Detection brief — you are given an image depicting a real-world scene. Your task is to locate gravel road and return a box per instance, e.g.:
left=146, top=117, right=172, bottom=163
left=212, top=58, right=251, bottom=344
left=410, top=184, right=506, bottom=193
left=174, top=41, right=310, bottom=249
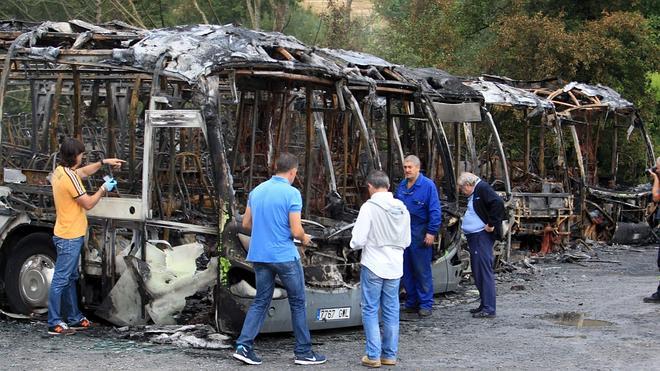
left=1, top=244, right=658, bottom=370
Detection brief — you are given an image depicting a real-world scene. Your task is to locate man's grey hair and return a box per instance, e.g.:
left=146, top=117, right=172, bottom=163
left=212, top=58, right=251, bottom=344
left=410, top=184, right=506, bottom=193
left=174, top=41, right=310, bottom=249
left=457, top=172, right=479, bottom=187
left=404, top=155, right=421, bottom=167
left=366, top=170, right=390, bottom=189
left=655, top=156, right=660, bottom=165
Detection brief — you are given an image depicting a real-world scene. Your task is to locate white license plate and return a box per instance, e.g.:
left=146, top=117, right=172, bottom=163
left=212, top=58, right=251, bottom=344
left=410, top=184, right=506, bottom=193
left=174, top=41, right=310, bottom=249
left=316, top=307, right=351, bottom=321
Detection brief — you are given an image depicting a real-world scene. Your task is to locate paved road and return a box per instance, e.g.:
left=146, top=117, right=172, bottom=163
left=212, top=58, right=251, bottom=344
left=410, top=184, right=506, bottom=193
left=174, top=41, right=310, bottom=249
left=1, top=245, right=658, bottom=370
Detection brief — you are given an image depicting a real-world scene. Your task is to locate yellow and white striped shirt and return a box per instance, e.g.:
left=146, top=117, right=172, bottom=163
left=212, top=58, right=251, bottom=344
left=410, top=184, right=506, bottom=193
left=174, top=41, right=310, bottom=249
left=52, top=165, right=87, bottom=238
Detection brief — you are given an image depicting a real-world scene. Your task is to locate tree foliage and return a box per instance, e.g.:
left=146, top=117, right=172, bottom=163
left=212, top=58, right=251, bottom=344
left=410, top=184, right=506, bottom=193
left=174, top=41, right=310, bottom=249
left=0, top=0, right=657, bottom=133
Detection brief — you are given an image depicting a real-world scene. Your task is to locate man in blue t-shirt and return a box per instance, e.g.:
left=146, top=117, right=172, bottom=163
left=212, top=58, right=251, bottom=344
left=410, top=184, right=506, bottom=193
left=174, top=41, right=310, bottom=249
left=232, top=153, right=326, bottom=366
left=395, top=155, right=442, bottom=317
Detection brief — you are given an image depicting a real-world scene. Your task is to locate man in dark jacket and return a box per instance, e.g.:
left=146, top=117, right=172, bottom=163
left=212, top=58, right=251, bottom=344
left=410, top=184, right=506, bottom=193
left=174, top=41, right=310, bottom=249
left=458, top=172, right=505, bottom=318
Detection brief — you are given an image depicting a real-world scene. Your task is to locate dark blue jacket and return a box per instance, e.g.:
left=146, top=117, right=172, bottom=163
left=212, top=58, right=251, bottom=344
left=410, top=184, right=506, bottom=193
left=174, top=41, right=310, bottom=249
left=395, top=174, right=442, bottom=243
left=472, top=180, right=506, bottom=240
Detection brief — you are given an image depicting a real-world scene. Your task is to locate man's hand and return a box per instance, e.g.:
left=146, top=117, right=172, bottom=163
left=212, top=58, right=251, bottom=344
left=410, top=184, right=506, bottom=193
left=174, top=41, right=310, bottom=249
left=302, top=234, right=312, bottom=246
left=102, top=178, right=117, bottom=192
left=485, top=224, right=495, bottom=233
left=423, top=233, right=435, bottom=246
left=103, top=158, right=126, bottom=170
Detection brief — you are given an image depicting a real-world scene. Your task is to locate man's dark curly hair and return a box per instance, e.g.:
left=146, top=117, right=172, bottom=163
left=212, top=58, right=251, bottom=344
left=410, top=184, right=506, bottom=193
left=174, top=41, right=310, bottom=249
left=58, top=138, right=85, bottom=167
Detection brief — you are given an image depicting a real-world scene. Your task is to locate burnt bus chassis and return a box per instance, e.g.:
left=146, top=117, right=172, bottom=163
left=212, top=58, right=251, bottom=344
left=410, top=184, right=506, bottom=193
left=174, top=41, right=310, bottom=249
left=0, top=21, right=652, bottom=333
left=0, top=21, right=470, bottom=333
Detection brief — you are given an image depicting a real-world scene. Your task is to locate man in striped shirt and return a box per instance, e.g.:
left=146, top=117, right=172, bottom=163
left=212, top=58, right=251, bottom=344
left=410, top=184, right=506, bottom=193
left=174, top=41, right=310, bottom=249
left=47, top=138, right=124, bottom=335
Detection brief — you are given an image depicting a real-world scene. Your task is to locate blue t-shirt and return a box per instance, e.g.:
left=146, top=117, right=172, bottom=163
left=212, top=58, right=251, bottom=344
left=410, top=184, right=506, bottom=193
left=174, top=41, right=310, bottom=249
left=246, top=176, right=303, bottom=263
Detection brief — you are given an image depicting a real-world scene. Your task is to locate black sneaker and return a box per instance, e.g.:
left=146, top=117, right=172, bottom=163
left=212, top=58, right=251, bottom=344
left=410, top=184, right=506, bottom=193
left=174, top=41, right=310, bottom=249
left=472, top=311, right=496, bottom=318
left=294, top=351, right=327, bottom=365
left=47, top=322, right=76, bottom=336
left=469, top=306, right=483, bottom=314
left=418, top=308, right=432, bottom=317
left=233, top=345, right=262, bottom=365
left=402, top=307, right=418, bottom=314
left=643, top=292, right=660, bottom=303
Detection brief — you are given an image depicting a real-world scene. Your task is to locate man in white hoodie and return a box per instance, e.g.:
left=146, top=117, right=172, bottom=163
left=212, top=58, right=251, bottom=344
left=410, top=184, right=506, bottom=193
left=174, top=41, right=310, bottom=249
left=350, top=170, right=411, bottom=368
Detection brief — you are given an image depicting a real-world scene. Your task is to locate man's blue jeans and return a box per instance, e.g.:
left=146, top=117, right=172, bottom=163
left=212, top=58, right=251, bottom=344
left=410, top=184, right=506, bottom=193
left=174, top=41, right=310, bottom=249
left=361, top=266, right=400, bottom=361
left=47, top=236, right=84, bottom=327
left=236, top=259, right=312, bottom=356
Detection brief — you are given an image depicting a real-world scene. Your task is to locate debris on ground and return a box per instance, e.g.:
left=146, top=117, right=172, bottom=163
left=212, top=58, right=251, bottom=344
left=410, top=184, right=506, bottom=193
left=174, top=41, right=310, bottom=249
left=115, top=324, right=232, bottom=349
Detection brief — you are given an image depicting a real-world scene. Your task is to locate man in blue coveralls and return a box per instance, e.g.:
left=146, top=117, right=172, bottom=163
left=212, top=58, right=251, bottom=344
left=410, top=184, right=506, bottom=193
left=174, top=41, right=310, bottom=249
left=395, top=155, right=441, bottom=317
left=457, top=172, right=505, bottom=318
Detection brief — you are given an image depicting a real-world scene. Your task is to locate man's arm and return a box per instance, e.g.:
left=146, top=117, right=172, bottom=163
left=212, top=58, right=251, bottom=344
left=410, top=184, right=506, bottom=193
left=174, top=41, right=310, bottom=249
left=75, top=186, right=107, bottom=210
left=483, top=185, right=505, bottom=233
left=424, top=183, right=442, bottom=246
left=652, top=172, right=660, bottom=203
left=242, top=206, right=253, bottom=232
left=289, top=211, right=311, bottom=245
left=349, top=205, right=371, bottom=250
left=76, top=158, right=125, bottom=179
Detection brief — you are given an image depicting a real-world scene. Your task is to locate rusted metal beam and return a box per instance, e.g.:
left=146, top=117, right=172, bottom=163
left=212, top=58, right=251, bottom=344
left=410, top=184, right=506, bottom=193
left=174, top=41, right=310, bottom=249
left=128, top=76, right=142, bottom=186
left=105, top=81, right=116, bottom=157
left=247, top=91, right=259, bottom=191
left=463, top=122, right=477, bottom=172
left=610, top=118, right=618, bottom=187
left=303, top=87, right=314, bottom=218
left=234, top=70, right=335, bottom=86
left=539, top=119, right=546, bottom=177
left=49, top=74, right=64, bottom=153
left=72, top=66, right=81, bottom=140
left=0, top=32, right=31, bottom=179
left=342, top=111, right=350, bottom=196
left=386, top=97, right=393, bottom=177
left=29, top=80, right=38, bottom=153
left=453, top=122, right=460, bottom=180
left=524, top=120, right=530, bottom=173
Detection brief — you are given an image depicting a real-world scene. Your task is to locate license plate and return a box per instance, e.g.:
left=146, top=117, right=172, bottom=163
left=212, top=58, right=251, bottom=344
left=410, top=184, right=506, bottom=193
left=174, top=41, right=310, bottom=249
left=316, top=307, right=351, bottom=321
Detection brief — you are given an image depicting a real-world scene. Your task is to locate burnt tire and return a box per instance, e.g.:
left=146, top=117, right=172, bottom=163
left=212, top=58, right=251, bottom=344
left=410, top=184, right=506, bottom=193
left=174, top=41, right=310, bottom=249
left=4, top=232, right=55, bottom=314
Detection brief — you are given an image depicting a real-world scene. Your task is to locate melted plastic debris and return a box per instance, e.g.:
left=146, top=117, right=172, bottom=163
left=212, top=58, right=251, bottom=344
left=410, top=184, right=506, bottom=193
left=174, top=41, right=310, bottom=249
left=116, top=324, right=232, bottom=349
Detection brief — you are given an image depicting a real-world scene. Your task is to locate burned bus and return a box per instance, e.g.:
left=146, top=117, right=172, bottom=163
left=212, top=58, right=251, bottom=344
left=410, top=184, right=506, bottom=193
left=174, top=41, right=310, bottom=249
left=0, top=21, right=469, bottom=334
left=465, top=77, right=573, bottom=256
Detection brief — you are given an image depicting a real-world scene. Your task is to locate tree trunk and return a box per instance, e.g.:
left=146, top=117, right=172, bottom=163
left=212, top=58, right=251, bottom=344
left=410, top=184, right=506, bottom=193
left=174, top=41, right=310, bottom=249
left=267, top=0, right=290, bottom=32
left=246, top=0, right=262, bottom=30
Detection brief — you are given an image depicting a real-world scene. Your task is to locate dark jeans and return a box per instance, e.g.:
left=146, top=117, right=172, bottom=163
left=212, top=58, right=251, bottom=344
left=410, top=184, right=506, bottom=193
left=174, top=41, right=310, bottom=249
left=466, top=230, right=496, bottom=314
left=235, top=259, right=312, bottom=356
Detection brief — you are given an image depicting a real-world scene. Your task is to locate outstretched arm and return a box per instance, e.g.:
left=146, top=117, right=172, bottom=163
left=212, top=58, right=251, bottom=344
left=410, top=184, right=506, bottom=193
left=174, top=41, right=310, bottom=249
left=76, top=158, right=125, bottom=179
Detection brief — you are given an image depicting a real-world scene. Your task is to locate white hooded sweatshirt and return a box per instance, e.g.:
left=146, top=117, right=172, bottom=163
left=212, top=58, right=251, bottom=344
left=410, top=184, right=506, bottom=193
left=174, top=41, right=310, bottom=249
left=350, top=191, right=411, bottom=279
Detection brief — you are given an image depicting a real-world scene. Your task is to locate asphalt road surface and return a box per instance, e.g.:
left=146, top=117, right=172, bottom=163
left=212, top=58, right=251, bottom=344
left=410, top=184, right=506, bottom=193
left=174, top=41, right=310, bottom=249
left=1, top=244, right=658, bottom=370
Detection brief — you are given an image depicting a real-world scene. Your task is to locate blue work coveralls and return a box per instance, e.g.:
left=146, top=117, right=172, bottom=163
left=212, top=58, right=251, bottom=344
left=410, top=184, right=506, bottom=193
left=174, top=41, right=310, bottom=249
left=395, top=173, right=442, bottom=310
